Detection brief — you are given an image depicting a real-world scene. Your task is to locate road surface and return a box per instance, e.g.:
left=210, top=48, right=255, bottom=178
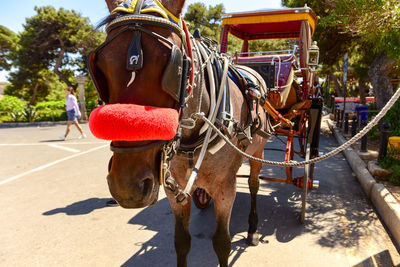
left=1, top=120, right=399, bottom=266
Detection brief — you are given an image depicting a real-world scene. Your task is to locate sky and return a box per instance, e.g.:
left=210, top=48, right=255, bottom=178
left=0, top=0, right=283, bottom=82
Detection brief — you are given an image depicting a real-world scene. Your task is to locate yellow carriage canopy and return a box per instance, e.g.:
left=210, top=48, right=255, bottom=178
left=220, top=6, right=317, bottom=53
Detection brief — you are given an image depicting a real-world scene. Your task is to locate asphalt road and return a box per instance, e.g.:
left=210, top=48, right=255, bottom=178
left=1, top=120, right=399, bottom=266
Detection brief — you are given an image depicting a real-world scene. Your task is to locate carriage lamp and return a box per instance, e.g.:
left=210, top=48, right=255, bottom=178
left=307, top=41, right=319, bottom=67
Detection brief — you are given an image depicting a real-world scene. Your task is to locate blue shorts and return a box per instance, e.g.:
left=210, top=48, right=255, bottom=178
left=67, top=109, right=79, bottom=121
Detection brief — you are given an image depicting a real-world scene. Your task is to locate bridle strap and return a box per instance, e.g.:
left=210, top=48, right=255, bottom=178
left=93, top=11, right=192, bottom=155
left=133, top=0, right=145, bottom=15
left=110, top=140, right=167, bottom=153
left=106, top=14, right=184, bottom=39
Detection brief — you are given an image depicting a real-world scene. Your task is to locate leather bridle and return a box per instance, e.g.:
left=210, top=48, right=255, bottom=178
left=88, top=0, right=193, bottom=154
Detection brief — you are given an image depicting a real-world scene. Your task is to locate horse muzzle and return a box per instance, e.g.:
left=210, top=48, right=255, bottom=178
left=107, top=172, right=160, bottom=208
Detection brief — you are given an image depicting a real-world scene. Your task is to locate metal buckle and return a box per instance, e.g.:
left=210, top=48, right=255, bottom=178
left=221, top=111, right=234, bottom=121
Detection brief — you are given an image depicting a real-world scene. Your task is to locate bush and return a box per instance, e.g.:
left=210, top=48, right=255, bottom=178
left=380, top=147, right=400, bottom=185
left=0, top=95, right=26, bottom=112
left=0, top=96, right=27, bottom=122
left=385, top=98, right=400, bottom=136
left=34, top=100, right=67, bottom=121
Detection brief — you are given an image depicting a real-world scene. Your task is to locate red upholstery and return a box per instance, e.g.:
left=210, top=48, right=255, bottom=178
left=236, top=54, right=292, bottom=63
left=236, top=55, right=295, bottom=88
left=89, top=104, right=179, bottom=141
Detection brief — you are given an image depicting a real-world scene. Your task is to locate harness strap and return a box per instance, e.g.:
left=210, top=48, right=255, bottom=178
left=181, top=56, right=230, bottom=197
left=110, top=140, right=167, bottom=153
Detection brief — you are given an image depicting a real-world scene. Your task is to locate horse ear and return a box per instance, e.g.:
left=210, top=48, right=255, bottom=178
left=160, top=0, right=186, bottom=18
left=105, top=0, right=124, bottom=12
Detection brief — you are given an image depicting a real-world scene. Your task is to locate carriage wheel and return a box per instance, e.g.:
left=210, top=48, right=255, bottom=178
left=300, top=144, right=312, bottom=224
left=192, top=188, right=211, bottom=209
left=300, top=99, right=322, bottom=223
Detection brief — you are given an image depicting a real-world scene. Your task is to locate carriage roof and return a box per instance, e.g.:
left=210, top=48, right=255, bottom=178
left=221, top=7, right=317, bottom=40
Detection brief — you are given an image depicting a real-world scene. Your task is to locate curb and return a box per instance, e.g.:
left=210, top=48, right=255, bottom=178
left=0, top=121, right=88, bottom=128
left=327, top=118, right=400, bottom=247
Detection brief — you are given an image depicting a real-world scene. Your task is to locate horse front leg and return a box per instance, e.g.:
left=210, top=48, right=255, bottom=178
left=166, top=191, right=191, bottom=267
left=211, top=176, right=236, bottom=267
left=247, top=149, right=263, bottom=246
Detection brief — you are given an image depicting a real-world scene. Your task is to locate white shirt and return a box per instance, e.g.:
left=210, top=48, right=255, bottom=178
left=65, top=94, right=81, bottom=115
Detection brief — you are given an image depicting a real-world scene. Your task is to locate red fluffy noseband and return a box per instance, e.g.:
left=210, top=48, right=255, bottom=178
left=89, top=104, right=179, bottom=141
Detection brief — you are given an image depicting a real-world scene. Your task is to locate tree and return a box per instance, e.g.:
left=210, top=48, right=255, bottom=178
left=282, top=0, right=399, bottom=109
left=0, top=26, right=18, bottom=71
left=7, top=6, right=105, bottom=104
left=183, top=3, right=224, bottom=41
left=5, top=69, right=63, bottom=105
left=343, top=0, right=399, bottom=110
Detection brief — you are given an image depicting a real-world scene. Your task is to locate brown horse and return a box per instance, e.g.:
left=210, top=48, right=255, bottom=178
left=90, top=0, right=269, bottom=266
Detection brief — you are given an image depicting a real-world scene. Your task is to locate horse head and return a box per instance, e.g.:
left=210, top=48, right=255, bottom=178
left=88, top=0, right=188, bottom=208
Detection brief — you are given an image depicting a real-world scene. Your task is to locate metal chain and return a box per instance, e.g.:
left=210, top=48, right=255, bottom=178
left=193, top=87, right=400, bottom=167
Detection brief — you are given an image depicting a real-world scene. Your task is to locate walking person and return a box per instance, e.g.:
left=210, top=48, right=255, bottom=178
left=59, top=87, right=86, bottom=140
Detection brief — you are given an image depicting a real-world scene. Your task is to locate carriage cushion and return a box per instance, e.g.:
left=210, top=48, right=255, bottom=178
left=89, top=104, right=179, bottom=141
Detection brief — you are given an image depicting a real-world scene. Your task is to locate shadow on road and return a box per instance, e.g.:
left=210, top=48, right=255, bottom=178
left=39, top=139, right=64, bottom=143
left=119, top=132, right=378, bottom=266
left=120, top=180, right=376, bottom=266
left=42, top=197, right=112, bottom=216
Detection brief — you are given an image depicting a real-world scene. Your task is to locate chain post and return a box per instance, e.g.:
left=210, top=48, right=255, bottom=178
left=360, top=120, right=368, bottom=153
left=344, top=113, right=349, bottom=134
left=351, top=115, right=357, bottom=137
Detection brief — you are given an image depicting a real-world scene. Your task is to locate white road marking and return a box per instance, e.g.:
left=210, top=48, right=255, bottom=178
left=0, top=144, right=108, bottom=186
left=48, top=144, right=80, bottom=153
left=0, top=142, right=108, bottom=146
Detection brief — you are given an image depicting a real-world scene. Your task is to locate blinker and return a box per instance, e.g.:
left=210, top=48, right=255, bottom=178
left=127, top=31, right=143, bottom=70
left=162, top=45, right=183, bottom=102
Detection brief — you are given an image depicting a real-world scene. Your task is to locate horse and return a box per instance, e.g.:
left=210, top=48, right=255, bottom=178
left=88, top=0, right=269, bottom=266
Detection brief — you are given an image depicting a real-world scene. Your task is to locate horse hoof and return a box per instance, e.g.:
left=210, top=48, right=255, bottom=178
left=246, top=233, right=259, bottom=246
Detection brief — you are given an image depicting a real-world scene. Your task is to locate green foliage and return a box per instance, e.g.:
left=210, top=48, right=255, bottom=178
left=7, top=6, right=105, bottom=104
left=184, top=3, right=224, bottom=41
left=336, top=0, right=400, bottom=61
left=380, top=147, right=400, bottom=185
left=225, top=34, right=244, bottom=54
left=0, top=95, right=26, bottom=122
left=86, top=98, right=98, bottom=114
left=249, top=39, right=291, bottom=53
left=282, top=0, right=354, bottom=66
left=0, top=26, right=19, bottom=71
left=34, top=100, right=66, bottom=121
left=17, top=6, right=105, bottom=73
left=385, top=96, right=400, bottom=137
left=5, top=69, right=65, bottom=105
left=84, top=81, right=99, bottom=105
left=0, top=95, right=26, bottom=112
left=45, top=79, right=67, bottom=102
left=34, top=100, right=65, bottom=111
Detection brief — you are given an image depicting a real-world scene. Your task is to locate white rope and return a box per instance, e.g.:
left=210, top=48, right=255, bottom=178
left=194, top=87, right=400, bottom=167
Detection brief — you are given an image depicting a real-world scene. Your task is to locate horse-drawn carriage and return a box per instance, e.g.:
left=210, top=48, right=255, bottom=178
left=88, top=1, right=324, bottom=265
left=193, top=6, right=323, bottom=223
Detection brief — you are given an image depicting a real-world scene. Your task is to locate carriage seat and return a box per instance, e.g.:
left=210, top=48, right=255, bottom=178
left=235, top=54, right=296, bottom=108
left=235, top=54, right=293, bottom=64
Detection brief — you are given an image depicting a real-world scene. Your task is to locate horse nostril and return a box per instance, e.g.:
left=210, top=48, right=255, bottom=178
left=139, top=177, right=153, bottom=198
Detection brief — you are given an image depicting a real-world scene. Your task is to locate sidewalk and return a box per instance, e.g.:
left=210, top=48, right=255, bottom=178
left=327, top=118, right=400, bottom=248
